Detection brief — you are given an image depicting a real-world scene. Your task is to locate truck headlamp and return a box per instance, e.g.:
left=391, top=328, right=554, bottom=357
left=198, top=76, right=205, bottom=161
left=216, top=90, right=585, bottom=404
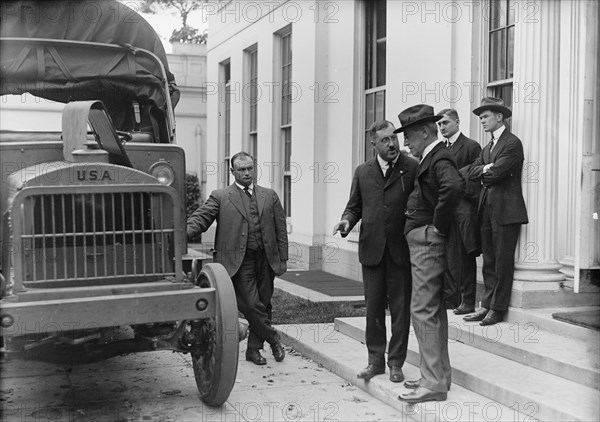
left=149, top=160, right=175, bottom=185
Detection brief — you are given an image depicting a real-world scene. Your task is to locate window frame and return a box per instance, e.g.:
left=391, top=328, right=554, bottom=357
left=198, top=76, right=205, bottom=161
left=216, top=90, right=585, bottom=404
left=486, top=0, right=515, bottom=109
left=244, top=45, right=258, bottom=161
left=219, top=59, right=232, bottom=187
left=363, top=0, right=387, bottom=162
left=279, top=27, right=293, bottom=217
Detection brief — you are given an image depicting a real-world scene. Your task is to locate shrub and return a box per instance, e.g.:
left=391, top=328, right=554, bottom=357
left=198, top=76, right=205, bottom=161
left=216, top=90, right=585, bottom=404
left=186, top=173, right=202, bottom=243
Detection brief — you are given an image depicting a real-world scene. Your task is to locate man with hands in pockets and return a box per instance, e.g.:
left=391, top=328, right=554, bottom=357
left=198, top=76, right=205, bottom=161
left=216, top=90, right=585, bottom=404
left=396, top=104, right=465, bottom=404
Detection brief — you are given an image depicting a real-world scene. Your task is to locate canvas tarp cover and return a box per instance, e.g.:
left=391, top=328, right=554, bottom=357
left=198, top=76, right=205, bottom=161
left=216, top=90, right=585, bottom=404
left=0, top=1, right=179, bottom=137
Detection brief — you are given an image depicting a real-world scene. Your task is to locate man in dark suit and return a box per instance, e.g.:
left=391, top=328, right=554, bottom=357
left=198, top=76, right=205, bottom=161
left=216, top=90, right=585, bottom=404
left=187, top=151, right=288, bottom=365
left=464, top=97, right=528, bottom=326
left=437, top=108, right=482, bottom=314
left=333, top=120, right=418, bottom=383
left=396, top=104, right=465, bottom=404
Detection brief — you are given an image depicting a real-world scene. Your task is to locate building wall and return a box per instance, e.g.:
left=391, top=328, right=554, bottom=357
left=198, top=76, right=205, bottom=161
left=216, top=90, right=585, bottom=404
left=168, top=43, right=208, bottom=195
left=206, top=0, right=599, bottom=290
left=0, top=95, right=64, bottom=131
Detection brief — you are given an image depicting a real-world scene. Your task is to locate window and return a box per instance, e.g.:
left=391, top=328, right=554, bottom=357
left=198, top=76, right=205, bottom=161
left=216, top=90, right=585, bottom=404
left=280, top=29, right=292, bottom=217
left=222, top=61, right=231, bottom=185
left=364, top=0, right=386, bottom=160
left=247, top=46, right=258, bottom=161
left=487, top=0, right=515, bottom=108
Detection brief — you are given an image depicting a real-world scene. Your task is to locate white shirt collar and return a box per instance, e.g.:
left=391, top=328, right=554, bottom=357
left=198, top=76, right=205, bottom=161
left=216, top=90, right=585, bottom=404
left=235, top=182, right=254, bottom=193
left=491, top=125, right=505, bottom=141
left=376, top=154, right=399, bottom=174
left=420, top=140, right=443, bottom=163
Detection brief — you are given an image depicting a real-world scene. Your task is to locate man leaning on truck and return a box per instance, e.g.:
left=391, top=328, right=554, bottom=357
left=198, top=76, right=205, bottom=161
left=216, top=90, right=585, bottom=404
left=187, top=151, right=289, bottom=365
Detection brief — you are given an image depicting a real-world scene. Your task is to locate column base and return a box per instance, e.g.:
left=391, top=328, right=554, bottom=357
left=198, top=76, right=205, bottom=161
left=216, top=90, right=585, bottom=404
left=507, top=280, right=599, bottom=309
left=513, top=262, right=566, bottom=282
left=558, top=257, right=576, bottom=280
left=474, top=261, right=598, bottom=309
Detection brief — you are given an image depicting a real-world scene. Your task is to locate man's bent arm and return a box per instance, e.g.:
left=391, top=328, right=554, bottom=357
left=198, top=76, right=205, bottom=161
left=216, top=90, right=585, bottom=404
left=186, top=192, right=220, bottom=239
left=482, top=139, right=524, bottom=185
left=340, top=168, right=363, bottom=230
left=433, top=159, right=466, bottom=234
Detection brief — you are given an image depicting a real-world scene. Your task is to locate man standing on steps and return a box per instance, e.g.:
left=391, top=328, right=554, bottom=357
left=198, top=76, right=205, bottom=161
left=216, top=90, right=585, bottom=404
left=333, top=119, right=418, bottom=384
left=436, top=108, right=482, bottom=314
left=187, top=151, right=288, bottom=365
left=397, top=104, right=465, bottom=404
left=463, top=97, right=528, bottom=326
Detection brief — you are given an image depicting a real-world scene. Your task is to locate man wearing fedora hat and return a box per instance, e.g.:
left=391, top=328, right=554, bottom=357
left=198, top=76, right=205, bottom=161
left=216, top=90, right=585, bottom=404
left=463, top=97, right=528, bottom=326
left=333, top=119, right=418, bottom=384
left=396, top=104, right=465, bottom=404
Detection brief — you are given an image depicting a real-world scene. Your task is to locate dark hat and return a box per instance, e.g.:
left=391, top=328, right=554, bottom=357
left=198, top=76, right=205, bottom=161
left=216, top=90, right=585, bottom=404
left=393, top=104, right=443, bottom=133
left=472, top=97, right=512, bottom=118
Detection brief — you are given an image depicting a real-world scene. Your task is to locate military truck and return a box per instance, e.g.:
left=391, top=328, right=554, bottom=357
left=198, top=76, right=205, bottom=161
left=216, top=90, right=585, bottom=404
left=0, top=0, right=240, bottom=406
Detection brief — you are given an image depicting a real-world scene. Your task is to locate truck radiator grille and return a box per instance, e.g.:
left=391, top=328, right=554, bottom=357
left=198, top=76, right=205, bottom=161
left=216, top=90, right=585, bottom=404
left=11, top=186, right=182, bottom=287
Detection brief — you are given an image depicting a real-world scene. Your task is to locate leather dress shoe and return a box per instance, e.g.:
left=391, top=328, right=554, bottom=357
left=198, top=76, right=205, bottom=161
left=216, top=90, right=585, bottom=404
left=389, top=366, right=404, bottom=383
left=480, top=310, right=503, bottom=326
left=404, top=379, right=421, bottom=389
left=463, top=307, right=489, bottom=322
left=404, top=378, right=451, bottom=391
left=245, top=349, right=267, bottom=365
left=357, top=364, right=385, bottom=381
left=271, top=342, right=285, bottom=362
left=453, top=304, right=475, bottom=315
left=398, top=386, right=447, bottom=404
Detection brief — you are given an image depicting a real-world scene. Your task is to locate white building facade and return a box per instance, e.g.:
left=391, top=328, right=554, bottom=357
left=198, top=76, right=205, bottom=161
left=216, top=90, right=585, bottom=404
left=204, top=0, right=599, bottom=307
left=167, top=43, right=208, bottom=188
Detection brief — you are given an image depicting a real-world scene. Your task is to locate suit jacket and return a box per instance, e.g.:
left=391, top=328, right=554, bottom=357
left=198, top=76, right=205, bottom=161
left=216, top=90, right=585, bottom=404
left=341, top=153, right=418, bottom=267
left=404, top=142, right=466, bottom=235
left=187, top=184, right=288, bottom=276
left=449, top=133, right=482, bottom=254
left=450, top=133, right=482, bottom=175
left=466, top=129, right=529, bottom=225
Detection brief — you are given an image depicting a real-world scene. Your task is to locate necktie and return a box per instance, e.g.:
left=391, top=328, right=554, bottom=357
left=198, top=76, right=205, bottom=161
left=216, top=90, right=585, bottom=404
left=490, top=136, right=495, bottom=151
left=384, top=161, right=393, bottom=180
left=445, top=138, right=450, bottom=148
left=243, top=187, right=252, bottom=198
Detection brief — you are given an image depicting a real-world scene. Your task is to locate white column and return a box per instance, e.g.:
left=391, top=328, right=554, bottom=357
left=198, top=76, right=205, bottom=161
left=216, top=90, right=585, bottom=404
left=573, top=0, right=600, bottom=292
left=556, top=0, right=588, bottom=282
left=511, top=0, right=565, bottom=283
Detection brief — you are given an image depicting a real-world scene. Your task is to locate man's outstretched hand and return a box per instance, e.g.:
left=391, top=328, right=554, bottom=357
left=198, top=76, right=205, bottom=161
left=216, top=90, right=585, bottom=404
left=332, top=220, right=350, bottom=237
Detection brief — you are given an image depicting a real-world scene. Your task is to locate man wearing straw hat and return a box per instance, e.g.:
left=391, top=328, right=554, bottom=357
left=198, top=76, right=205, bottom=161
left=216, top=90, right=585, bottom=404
left=463, top=97, right=528, bottom=326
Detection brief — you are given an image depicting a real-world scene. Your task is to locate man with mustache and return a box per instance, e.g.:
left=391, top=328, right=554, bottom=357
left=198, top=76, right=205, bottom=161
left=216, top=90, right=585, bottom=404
left=333, top=120, right=418, bottom=383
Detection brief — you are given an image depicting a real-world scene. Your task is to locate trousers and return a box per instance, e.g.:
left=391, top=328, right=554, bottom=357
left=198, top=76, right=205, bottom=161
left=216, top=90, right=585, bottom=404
left=406, top=225, right=451, bottom=392
left=231, top=248, right=279, bottom=349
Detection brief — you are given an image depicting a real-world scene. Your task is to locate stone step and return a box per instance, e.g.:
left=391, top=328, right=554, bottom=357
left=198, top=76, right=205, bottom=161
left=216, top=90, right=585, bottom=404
left=275, top=323, right=532, bottom=422
left=505, top=306, right=599, bottom=341
left=335, top=316, right=600, bottom=422
left=336, top=312, right=600, bottom=389
left=444, top=312, right=600, bottom=389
